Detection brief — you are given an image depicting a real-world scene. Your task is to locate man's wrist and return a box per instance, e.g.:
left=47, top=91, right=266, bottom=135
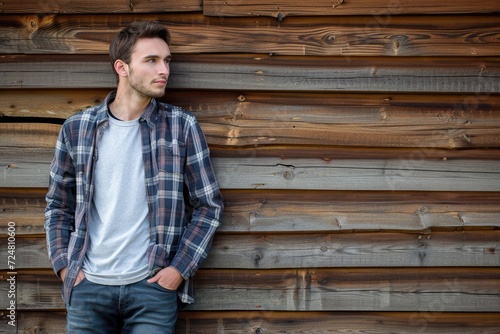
left=58, top=267, right=67, bottom=281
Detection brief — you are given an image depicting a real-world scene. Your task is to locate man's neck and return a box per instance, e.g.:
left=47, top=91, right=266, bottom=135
left=108, top=88, right=151, bottom=121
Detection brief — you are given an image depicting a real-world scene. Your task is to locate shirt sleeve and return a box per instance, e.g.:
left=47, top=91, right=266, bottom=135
left=169, top=118, right=224, bottom=279
left=44, top=124, right=76, bottom=276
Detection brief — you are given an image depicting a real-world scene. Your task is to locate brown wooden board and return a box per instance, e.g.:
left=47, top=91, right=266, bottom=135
left=2, top=231, right=499, bottom=270
left=6, top=310, right=500, bottom=334
left=3, top=90, right=500, bottom=148
left=1, top=55, right=499, bottom=93
left=204, top=0, right=500, bottom=17
left=3, top=125, right=500, bottom=161
left=1, top=14, right=499, bottom=56
left=2, top=90, right=500, bottom=123
left=4, top=188, right=500, bottom=232
left=1, top=268, right=499, bottom=311
left=2, top=189, right=500, bottom=235
left=0, top=0, right=202, bottom=14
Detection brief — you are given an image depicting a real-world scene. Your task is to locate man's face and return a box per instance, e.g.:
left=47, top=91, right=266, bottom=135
left=126, top=37, right=172, bottom=99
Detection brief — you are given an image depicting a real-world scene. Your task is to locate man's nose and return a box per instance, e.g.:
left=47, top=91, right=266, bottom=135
left=159, top=62, right=169, bottom=76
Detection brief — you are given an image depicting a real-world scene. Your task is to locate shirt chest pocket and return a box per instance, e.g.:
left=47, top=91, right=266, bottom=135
left=157, top=139, right=186, bottom=175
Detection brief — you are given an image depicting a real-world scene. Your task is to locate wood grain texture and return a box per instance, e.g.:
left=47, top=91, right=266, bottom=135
left=1, top=55, right=499, bottom=93
left=2, top=231, right=499, bottom=270
left=3, top=189, right=499, bottom=235
left=3, top=145, right=500, bottom=191
left=0, top=0, right=202, bottom=14
left=3, top=90, right=500, bottom=148
left=204, top=0, right=500, bottom=17
left=220, top=190, right=500, bottom=233
left=1, top=268, right=499, bottom=311
left=0, top=124, right=60, bottom=148
left=212, top=157, right=500, bottom=191
left=3, top=90, right=500, bottom=123
left=1, top=14, right=499, bottom=56
left=8, top=310, right=500, bottom=334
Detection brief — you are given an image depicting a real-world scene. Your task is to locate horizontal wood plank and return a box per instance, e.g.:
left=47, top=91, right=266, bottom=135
left=2, top=145, right=500, bottom=191
left=220, top=190, right=500, bottom=232
left=1, top=55, right=499, bottom=93
left=3, top=123, right=500, bottom=160
left=3, top=90, right=500, bottom=148
left=212, top=157, right=500, bottom=191
left=1, top=14, right=500, bottom=56
left=2, top=231, right=499, bottom=270
left=0, top=124, right=60, bottom=149
left=0, top=0, right=202, bottom=14
left=202, top=231, right=500, bottom=268
left=2, top=89, right=500, bottom=121
left=6, top=310, right=500, bottom=334
left=3, top=189, right=500, bottom=235
left=1, top=268, right=499, bottom=311
left=204, top=0, right=500, bottom=17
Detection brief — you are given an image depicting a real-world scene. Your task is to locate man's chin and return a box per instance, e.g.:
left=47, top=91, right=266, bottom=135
left=149, top=89, right=166, bottom=99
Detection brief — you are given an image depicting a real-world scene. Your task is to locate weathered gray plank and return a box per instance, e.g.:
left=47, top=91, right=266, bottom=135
left=2, top=231, right=499, bottom=270
left=1, top=268, right=499, bottom=311
left=2, top=146, right=500, bottom=191
left=1, top=55, right=499, bottom=93
left=206, top=232, right=500, bottom=268
left=4, top=202, right=500, bottom=235
left=213, top=157, right=500, bottom=191
left=2, top=147, right=500, bottom=191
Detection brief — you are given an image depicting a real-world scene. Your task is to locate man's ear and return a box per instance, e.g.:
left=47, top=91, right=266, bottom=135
left=114, top=59, right=128, bottom=78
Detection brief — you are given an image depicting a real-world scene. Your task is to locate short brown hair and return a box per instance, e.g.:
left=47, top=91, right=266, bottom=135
left=109, top=21, right=171, bottom=78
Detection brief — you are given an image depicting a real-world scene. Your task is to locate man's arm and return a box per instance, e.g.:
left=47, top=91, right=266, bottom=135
left=169, top=119, right=224, bottom=280
left=44, top=125, right=77, bottom=277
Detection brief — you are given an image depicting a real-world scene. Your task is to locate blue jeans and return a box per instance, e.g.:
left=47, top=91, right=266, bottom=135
left=66, top=277, right=178, bottom=334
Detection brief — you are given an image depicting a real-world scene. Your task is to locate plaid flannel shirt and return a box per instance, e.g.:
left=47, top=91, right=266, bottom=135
left=44, top=92, right=223, bottom=304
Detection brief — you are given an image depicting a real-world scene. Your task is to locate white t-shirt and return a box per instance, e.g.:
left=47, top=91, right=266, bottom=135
left=83, top=114, right=150, bottom=285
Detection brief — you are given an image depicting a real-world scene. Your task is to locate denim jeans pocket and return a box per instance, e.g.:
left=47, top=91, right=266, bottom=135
left=152, top=281, right=177, bottom=293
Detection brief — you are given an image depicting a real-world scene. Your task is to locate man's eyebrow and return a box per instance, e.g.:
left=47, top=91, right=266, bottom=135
left=144, top=54, right=172, bottom=60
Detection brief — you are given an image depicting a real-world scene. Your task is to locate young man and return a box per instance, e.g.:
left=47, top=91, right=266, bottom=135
left=44, top=21, right=224, bottom=333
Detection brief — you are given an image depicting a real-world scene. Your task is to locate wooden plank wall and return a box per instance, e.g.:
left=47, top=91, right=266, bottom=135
left=1, top=0, right=500, bottom=332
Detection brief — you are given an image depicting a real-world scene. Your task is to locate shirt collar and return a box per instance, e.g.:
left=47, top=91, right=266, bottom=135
left=101, top=91, right=158, bottom=128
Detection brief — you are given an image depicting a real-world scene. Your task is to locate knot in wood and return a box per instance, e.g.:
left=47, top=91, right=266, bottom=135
left=322, top=34, right=337, bottom=45
left=232, top=110, right=243, bottom=120
left=23, top=16, right=39, bottom=31
left=254, top=252, right=263, bottom=265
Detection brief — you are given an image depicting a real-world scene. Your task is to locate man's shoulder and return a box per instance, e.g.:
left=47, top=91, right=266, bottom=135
left=64, top=100, right=107, bottom=126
